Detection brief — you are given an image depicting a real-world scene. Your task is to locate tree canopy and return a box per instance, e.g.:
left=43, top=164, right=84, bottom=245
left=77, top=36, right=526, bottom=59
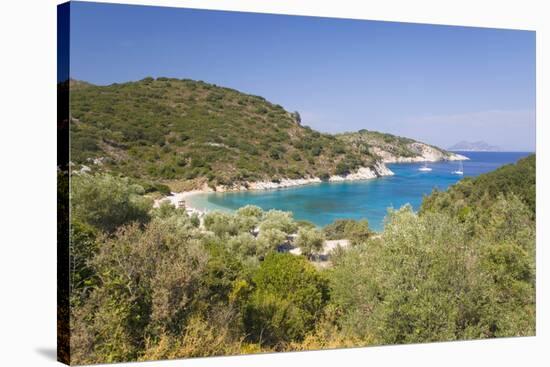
left=67, top=154, right=535, bottom=364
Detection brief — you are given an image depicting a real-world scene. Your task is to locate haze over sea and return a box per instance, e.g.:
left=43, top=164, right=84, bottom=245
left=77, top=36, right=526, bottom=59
left=187, top=152, right=531, bottom=231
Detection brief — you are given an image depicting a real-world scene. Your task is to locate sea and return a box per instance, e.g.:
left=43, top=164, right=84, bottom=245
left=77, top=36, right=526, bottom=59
left=186, top=152, right=533, bottom=231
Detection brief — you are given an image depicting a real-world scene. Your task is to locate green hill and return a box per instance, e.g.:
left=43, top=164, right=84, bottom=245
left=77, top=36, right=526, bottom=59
left=339, top=129, right=461, bottom=163
left=69, top=77, right=458, bottom=191
left=421, top=154, right=536, bottom=216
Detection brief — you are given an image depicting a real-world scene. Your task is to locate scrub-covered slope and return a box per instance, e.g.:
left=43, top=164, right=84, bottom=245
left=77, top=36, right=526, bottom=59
left=70, top=77, right=463, bottom=191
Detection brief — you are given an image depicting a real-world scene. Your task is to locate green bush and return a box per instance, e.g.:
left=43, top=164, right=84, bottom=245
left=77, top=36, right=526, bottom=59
left=318, top=172, right=330, bottom=181
left=421, top=154, right=535, bottom=217
left=329, top=199, right=535, bottom=344
left=204, top=211, right=240, bottom=237
left=259, top=210, right=298, bottom=234
left=139, top=181, right=171, bottom=196
left=335, top=161, right=350, bottom=176
left=71, top=174, right=152, bottom=233
left=71, top=218, right=209, bottom=364
left=244, top=253, right=329, bottom=347
left=257, top=228, right=287, bottom=256
left=324, top=219, right=371, bottom=244
left=70, top=219, right=98, bottom=302
left=295, top=227, right=325, bottom=258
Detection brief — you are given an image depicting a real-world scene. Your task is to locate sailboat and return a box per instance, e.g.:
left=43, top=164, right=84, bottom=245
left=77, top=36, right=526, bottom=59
left=452, top=160, right=464, bottom=175
left=418, top=162, right=432, bottom=172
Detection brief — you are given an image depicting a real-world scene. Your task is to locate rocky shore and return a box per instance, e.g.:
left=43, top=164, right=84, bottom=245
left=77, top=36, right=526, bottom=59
left=154, top=162, right=395, bottom=211
left=155, top=151, right=467, bottom=212
left=371, top=143, right=469, bottom=163
left=215, top=161, right=395, bottom=192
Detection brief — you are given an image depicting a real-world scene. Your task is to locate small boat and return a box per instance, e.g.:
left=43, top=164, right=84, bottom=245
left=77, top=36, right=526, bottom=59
left=419, top=162, right=432, bottom=172
left=452, top=161, right=464, bottom=175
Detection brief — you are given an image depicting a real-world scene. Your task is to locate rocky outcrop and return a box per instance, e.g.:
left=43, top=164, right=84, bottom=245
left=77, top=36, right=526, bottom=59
left=248, top=177, right=322, bottom=190
left=213, top=162, right=394, bottom=192
left=328, top=161, right=394, bottom=182
left=371, top=143, right=469, bottom=163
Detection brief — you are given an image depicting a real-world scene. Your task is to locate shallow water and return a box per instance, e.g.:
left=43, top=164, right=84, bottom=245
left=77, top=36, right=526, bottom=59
left=187, top=152, right=532, bottom=231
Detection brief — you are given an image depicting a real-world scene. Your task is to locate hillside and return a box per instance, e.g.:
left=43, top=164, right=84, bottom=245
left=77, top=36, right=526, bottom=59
left=339, top=130, right=467, bottom=163
left=421, top=154, right=536, bottom=216
left=70, top=77, right=463, bottom=192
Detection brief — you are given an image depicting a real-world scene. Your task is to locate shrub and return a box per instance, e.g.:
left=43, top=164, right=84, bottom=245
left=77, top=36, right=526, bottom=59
left=140, top=316, right=242, bottom=360
left=335, top=161, right=350, bottom=176
left=318, top=172, right=330, bottom=181
left=190, top=213, right=200, bottom=228
left=236, top=205, right=264, bottom=219
left=71, top=174, right=152, bottom=233
left=235, top=205, right=264, bottom=233
left=244, top=253, right=328, bottom=347
left=204, top=211, right=240, bottom=237
left=310, top=145, right=322, bottom=156
left=75, top=136, right=99, bottom=152
left=257, top=228, right=287, bottom=255
left=71, top=219, right=208, bottom=364
left=259, top=210, right=298, bottom=234
left=159, top=164, right=176, bottom=179
left=139, top=181, right=171, bottom=195
left=295, top=227, right=325, bottom=259
left=70, top=219, right=98, bottom=302
left=295, top=220, right=316, bottom=230
left=329, top=202, right=535, bottom=343
left=228, top=233, right=258, bottom=258
left=324, top=219, right=371, bottom=245
left=291, top=111, right=301, bottom=124
left=269, top=147, right=284, bottom=160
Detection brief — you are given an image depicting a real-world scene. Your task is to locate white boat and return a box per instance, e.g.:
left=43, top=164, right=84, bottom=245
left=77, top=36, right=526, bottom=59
left=452, top=161, right=464, bottom=175
left=419, top=162, right=432, bottom=172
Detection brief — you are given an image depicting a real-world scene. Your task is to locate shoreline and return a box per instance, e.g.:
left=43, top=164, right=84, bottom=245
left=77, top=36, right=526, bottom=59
left=155, top=153, right=469, bottom=214
left=372, top=146, right=469, bottom=164
left=155, top=163, right=394, bottom=213
left=153, top=190, right=209, bottom=217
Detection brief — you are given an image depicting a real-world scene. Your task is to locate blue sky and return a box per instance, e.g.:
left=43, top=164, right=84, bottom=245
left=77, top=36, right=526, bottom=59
left=69, top=1, right=536, bottom=151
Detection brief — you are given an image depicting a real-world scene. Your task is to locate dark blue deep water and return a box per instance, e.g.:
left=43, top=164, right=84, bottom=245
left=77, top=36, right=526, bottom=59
left=188, top=152, right=532, bottom=231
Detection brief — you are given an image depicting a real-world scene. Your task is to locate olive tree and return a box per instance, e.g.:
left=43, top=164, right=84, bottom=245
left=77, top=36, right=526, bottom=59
left=71, top=173, right=152, bottom=233
left=259, top=210, right=298, bottom=234
left=295, top=227, right=325, bottom=259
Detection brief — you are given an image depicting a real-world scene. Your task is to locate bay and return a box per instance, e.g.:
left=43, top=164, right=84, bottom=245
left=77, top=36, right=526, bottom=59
left=187, top=152, right=532, bottom=231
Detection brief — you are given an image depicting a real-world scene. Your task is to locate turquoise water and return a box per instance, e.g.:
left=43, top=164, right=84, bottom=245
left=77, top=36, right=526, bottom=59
left=187, top=152, right=532, bottom=231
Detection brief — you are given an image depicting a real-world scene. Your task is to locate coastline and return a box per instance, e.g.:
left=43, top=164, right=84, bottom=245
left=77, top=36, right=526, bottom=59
left=237, top=161, right=395, bottom=192
left=155, top=152, right=468, bottom=214
left=371, top=145, right=469, bottom=163
left=153, top=190, right=208, bottom=217
left=155, top=162, right=394, bottom=213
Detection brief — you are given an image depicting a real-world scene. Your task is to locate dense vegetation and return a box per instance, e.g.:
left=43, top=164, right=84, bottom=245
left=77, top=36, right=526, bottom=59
left=70, top=77, right=370, bottom=189
left=69, top=77, right=453, bottom=191
left=68, top=154, right=535, bottom=364
left=338, top=130, right=418, bottom=158
left=338, top=129, right=454, bottom=160
left=421, top=154, right=536, bottom=216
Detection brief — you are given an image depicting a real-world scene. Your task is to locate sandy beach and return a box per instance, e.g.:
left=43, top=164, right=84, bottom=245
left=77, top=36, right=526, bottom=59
left=153, top=190, right=207, bottom=217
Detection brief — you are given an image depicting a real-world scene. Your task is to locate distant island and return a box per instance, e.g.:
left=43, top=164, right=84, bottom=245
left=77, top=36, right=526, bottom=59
left=448, top=140, right=501, bottom=152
